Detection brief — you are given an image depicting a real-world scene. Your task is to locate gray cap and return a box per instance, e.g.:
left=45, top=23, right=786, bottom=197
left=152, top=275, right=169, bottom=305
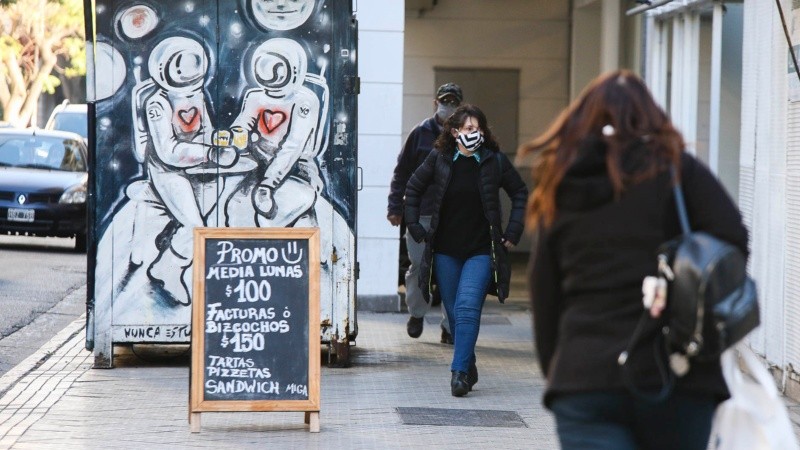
left=436, top=83, right=463, bottom=103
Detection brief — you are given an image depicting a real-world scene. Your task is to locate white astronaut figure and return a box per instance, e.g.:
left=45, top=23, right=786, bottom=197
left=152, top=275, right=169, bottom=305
left=135, top=36, right=237, bottom=305
left=228, top=38, right=322, bottom=225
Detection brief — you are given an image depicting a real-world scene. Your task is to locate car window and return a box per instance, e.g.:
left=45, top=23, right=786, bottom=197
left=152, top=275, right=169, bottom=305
left=52, top=112, right=88, bottom=139
left=0, top=136, right=86, bottom=172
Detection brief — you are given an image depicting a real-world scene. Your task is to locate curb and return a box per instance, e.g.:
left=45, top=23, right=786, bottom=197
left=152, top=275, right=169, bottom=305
left=0, top=314, right=86, bottom=398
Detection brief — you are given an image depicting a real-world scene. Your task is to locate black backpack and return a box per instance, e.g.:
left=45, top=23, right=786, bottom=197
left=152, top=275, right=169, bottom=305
left=660, top=166, right=760, bottom=362
left=620, top=166, right=760, bottom=400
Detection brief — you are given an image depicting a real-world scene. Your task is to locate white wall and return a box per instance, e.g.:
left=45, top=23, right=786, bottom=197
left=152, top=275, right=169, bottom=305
left=696, top=17, right=712, bottom=164
left=718, top=4, right=743, bottom=201
left=403, top=1, right=569, bottom=145
left=355, top=0, right=405, bottom=311
left=740, top=0, right=789, bottom=381
left=571, top=1, right=603, bottom=99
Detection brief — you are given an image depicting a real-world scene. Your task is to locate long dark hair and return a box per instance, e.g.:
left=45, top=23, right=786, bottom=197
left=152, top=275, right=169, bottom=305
left=520, top=70, right=685, bottom=229
left=434, top=104, right=500, bottom=154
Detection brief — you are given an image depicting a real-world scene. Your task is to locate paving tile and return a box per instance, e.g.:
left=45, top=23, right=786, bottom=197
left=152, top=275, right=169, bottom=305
left=1, top=300, right=799, bottom=449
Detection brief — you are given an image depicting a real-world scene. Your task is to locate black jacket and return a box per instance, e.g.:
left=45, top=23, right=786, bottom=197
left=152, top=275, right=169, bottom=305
left=388, top=117, right=441, bottom=217
left=405, top=146, right=528, bottom=303
left=529, top=143, right=749, bottom=407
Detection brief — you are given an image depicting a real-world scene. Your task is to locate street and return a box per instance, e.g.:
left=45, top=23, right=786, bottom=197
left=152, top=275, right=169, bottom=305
left=0, top=235, right=86, bottom=376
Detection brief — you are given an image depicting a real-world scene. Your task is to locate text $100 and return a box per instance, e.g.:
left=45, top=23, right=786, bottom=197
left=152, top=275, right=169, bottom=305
left=226, top=279, right=271, bottom=302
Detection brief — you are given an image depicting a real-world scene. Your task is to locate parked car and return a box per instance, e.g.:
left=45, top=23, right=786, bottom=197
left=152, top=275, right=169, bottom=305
left=0, top=129, right=88, bottom=251
left=45, top=101, right=88, bottom=141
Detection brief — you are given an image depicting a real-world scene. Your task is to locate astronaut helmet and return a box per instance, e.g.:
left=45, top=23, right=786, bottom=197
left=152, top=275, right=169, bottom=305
left=147, top=36, right=208, bottom=93
left=251, top=38, right=307, bottom=98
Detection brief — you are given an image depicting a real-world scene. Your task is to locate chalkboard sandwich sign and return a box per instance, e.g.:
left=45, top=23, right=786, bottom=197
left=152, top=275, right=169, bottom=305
left=189, top=227, right=320, bottom=433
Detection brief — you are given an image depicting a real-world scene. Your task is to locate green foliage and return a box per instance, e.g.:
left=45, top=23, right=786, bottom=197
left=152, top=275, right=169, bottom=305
left=0, top=0, right=85, bottom=125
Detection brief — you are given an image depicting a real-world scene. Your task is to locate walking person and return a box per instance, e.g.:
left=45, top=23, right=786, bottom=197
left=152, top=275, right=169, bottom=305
left=388, top=83, right=463, bottom=343
left=405, top=104, right=527, bottom=397
left=524, top=71, right=749, bottom=449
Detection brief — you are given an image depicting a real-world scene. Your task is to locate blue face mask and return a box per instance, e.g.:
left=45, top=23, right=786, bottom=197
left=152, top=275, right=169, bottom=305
left=457, top=130, right=484, bottom=152
left=436, top=103, right=457, bottom=122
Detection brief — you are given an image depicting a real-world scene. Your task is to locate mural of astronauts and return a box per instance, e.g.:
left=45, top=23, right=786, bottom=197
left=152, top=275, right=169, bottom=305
left=89, top=0, right=356, bottom=355
left=224, top=38, right=322, bottom=228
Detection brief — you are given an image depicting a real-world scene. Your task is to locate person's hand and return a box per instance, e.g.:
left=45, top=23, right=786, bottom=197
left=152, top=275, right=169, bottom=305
left=642, top=276, right=667, bottom=318
left=501, top=238, right=515, bottom=250
left=387, top=214, right=402, bottom=226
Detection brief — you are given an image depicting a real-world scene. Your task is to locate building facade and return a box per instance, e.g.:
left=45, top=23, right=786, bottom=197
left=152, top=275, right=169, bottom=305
left=356, top=0, right=574, bottom=310
left=356, top=1, right=800, bottom=402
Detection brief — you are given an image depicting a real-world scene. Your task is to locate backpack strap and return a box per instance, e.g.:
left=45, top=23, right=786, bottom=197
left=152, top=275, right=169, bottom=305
left=617, top=165, right=686, bottom=403
left=618, top=313, right=675, bottom=403
left=670, top=165, right=692, bottom=235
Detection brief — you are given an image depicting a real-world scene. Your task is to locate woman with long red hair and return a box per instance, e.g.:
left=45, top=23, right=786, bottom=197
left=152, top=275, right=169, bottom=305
left=524, top=70, right=748, bottom=449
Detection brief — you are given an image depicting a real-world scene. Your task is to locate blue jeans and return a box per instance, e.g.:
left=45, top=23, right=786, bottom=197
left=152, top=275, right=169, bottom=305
left=433, top=253, right=491, bottom=373
left=550, top=391, right=717, bottom=450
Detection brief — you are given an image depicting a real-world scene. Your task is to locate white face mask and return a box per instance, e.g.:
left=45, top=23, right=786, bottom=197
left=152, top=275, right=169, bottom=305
left=457, top=130, right=484, bottom=152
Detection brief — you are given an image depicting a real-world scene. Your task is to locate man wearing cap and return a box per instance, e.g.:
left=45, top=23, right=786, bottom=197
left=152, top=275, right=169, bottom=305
left=388, top=82, right=463, bottom=343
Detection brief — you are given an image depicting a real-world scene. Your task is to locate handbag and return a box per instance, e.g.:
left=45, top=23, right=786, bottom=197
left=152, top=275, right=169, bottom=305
left=709, top=344, right=800, bottom=450
left=620, top=165, right=761, bottom=400
left=659, top=166, right=760, bottom=367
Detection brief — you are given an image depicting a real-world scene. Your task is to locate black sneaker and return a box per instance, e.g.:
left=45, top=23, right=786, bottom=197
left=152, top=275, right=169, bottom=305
left=406, top=316, right=424, bottom=338
left=440, top=327, right=453, bottom=345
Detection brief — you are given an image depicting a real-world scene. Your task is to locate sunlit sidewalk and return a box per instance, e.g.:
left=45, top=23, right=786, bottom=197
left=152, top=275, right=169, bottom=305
left=0, top=293, right=558, bottom=449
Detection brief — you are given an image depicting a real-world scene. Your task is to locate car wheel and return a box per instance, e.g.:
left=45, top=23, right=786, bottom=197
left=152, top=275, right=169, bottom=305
left=74, top=233, right=87, bottom=253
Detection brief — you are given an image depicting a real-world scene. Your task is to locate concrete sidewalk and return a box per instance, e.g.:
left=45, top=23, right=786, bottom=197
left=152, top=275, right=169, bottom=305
left=0, top=284, right=558, bottom=449
left=2, top=271, right=800, bottom=449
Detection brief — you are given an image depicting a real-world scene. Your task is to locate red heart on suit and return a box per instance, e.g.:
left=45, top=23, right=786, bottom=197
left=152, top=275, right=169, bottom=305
left=261, top=110, right=287, bottom=133
left=178, top=107, right=198, bottom=125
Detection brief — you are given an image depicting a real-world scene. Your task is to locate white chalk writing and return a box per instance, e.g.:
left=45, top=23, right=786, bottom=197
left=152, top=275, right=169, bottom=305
left=205, top=379, right=280, bottom=395
left=206, top=367, right=271, bottom=378
left=285, top=383, right=308, bottom=396
left=203, top=239, right=308, bottom=400
left=206, top=303, right=276, bottom=321
left=208, top=355, right=255, bottom=368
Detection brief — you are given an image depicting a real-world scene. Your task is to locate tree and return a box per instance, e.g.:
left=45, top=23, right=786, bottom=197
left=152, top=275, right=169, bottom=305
left=0, top=0, right=85, bottom=126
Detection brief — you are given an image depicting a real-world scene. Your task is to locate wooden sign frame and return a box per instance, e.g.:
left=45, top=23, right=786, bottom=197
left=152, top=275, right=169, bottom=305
left=189, top=227, right=321, bottom=432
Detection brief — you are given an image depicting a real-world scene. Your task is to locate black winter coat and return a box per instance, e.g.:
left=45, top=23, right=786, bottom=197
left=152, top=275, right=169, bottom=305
left=388, top=117, right=441, bottom=217
left=529, top=143, right=748, bottom=407
left=405, top=146, right=528, bottom=303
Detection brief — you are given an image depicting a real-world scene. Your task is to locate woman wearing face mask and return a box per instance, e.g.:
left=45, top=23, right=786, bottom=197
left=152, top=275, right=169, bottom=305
left=405, top=104, right=528, bottom=396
